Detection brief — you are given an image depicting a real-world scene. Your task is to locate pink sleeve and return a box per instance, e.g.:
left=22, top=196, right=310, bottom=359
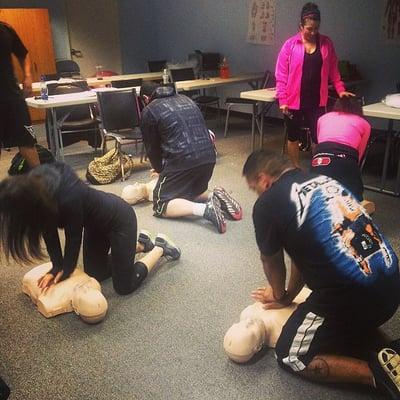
left=358, top=119, right=371, bottom=162
left=328, top=40, right=345, bottom=95
left=275, top=40, right=291, bottom=107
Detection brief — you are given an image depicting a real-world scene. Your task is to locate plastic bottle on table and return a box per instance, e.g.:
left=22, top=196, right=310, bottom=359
left=219, top=57, right=230, bottom=79
left=162, top=68, right=169, bottom=84
left=40, top=75, right=48, bottom=100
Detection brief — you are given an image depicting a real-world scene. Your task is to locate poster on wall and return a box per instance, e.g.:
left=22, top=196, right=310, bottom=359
left=382, top=0, right=400, bottom=44
left=247, top=0, right=276, bottom=45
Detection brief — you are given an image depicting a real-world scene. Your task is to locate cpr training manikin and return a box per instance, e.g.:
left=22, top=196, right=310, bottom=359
left=121, top=179, right=157, bottom=205
left=22, top=263, right=108, bottom=324
left=224, top=287, right=312, bottom=363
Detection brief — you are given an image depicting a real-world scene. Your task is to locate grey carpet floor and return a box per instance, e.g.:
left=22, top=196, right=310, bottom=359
left=0, top=115, right=398, bottom=399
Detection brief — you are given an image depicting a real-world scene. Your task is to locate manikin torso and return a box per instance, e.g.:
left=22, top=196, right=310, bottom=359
left=22, top=263, right=108, bottom=323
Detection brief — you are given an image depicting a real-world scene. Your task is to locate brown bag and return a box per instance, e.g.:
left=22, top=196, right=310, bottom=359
left=86, top=148, right=134, bottom=185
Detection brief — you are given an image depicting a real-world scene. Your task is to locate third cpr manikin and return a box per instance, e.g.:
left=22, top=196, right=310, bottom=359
left=224, top=288, right=311, bottom=363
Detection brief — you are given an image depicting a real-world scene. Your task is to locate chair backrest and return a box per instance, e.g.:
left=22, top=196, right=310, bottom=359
left=201, top=52, right=221, bottom=72
left=148, top=60, right=167, bottom=72
left=111, top=78, right=143, bottom=88
left=42, top=73, right=60, bottom=81
left=47, top=81, right=92, bottom=121
left=169, top=67, right=196, bottom=82
left=261, top=70, right=274, bottom=89
left=96, top=89, right=140, bottom=131
left=55, top=59, right=81, bottom=77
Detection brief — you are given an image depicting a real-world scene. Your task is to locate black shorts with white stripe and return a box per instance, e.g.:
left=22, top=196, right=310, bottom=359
left=275, top=292, right=398, bottom=372
left=152, top=163, right=215, bottom=217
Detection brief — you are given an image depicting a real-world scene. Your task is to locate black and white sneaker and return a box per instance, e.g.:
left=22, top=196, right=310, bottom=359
left=213, top=187, right=242, bottom=220
left=138, top=230, right=155, bottom=252
left=370, top=348, right=400, bottom=399
left=204, top=196, right=226, bottom=233
left=154, top=234, right=181, bottom=260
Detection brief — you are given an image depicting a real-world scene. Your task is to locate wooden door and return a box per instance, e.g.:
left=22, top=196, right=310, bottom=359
left=0, top=8, right=56, bottom=122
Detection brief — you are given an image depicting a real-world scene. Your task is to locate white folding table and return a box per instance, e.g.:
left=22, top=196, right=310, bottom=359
left=240, top=88, right=276, bottom=150
left=362, top=102, right=400, bottom=196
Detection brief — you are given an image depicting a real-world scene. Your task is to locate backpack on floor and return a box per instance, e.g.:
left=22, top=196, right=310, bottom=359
left=8, top=144, right=55, bottom=176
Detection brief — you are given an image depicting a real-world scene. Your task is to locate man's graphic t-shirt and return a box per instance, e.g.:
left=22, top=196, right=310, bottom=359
left=253, top=170, right=398, bottom=292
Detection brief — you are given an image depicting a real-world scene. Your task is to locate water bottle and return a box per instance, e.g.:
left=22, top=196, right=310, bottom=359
left=162, top=68, right=169, bottom=84
left=40, top=75, right=48, bottom=100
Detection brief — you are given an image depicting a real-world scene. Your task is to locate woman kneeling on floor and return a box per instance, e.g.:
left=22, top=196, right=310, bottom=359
left=0, top=162, right=181, bottom=295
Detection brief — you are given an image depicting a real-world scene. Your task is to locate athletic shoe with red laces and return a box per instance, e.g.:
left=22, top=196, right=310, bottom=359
left=213, top=187, right=242, bottom=220
left=204, top=196, right=226, bottom=233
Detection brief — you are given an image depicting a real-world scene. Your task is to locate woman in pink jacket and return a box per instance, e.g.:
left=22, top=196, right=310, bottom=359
left=275, top=2, right=353, bottom=168
left=311, top=96, right=371, bottom=201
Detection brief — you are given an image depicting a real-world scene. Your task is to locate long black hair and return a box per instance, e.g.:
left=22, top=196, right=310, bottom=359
left=0, top=173, right=58, bottom=264
left=333, top=96, right=364, bottom=116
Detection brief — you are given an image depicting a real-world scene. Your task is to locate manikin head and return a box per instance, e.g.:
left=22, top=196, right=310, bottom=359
left=121, top=182, right=148, bottom=204
left=72, top=279, right=108, bottom=324
left=223, top=318, right=266, bottom=363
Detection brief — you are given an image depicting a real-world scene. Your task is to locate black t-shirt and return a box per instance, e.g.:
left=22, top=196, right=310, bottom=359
left=253, top=169, right=399, bottom=293
left=30, top=162, right=134, bottom=279
left=0, top=22, right=28, bottom=100
left=300, top=36, right=322, bottom=109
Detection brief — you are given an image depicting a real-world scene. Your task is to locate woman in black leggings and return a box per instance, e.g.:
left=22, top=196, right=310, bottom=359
left=0, top=162, right=181, bottom=295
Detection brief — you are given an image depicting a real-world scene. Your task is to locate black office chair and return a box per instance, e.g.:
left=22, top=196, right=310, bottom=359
left=224, top=70, right=274, bottom=138
left=197, top=51, right=221, bottom=77
left=96, top=89, right=144, bottom=181
left=46, top=81, right=100, bottom=158
left=111, top=78, right=143, bottom=88
left=148, top=60, right=167, bottom=72
left=169, top=67, right=220, bottom=118
left=42, top=73, right=60, bottom=81
left=56, top=59, right=81, bottom=78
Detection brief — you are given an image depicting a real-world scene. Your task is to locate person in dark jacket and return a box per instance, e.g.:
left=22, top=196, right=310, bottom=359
left=140, top=81, right=242, bottom=234
left=0, top=21, right=39, bottom=167
left=0, top=162, right=181, bottom=295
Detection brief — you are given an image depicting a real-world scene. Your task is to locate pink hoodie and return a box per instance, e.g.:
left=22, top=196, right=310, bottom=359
left=275, top=33, right=345, bottom=109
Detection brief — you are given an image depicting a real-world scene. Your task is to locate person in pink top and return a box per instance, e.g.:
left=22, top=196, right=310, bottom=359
left=275, top=2, right=354, bottom=168
left=311, top=96, right=371, bottom=200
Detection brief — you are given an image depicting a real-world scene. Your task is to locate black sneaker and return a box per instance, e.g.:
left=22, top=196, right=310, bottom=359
left=154, top=234, right=181, bottom=260
left=213, top=187, right=242, bottom=220
left=204, top=196, right=226, bottom=233
left=370, top=348, right=400, bottom=399
left=0, top=375, right=10, bottom=400
left=138, top=230, right=155, bottom=252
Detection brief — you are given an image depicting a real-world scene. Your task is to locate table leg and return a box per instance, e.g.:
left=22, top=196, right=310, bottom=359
left=395, top=146, right=400, bottom=196
left=251, top=103, right=256, bottom=151
left=260, top=104, right=264, bottom=149
left=380, top=119, right=393, bottom=190
left=50, top=108, right=61, bottom=161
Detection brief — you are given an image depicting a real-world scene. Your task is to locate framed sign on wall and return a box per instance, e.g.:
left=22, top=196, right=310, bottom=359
left=247, top=0, right=276, bottom=45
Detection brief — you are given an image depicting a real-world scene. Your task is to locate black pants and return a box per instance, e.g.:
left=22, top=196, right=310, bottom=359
left=311, top=142, right=364, bottom=201
left=82, top=203, right=148, bottom=295
left=284, top=107, right=325, bottom=144
left=275, top=282, right=400, bottom=372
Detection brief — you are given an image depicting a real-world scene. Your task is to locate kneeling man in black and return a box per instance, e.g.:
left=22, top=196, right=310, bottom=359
left=243, top=149, right=400, bottom=399
left=0, top=162, right=180, bottom=295
left=139, top=81, right=242, bottom=234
